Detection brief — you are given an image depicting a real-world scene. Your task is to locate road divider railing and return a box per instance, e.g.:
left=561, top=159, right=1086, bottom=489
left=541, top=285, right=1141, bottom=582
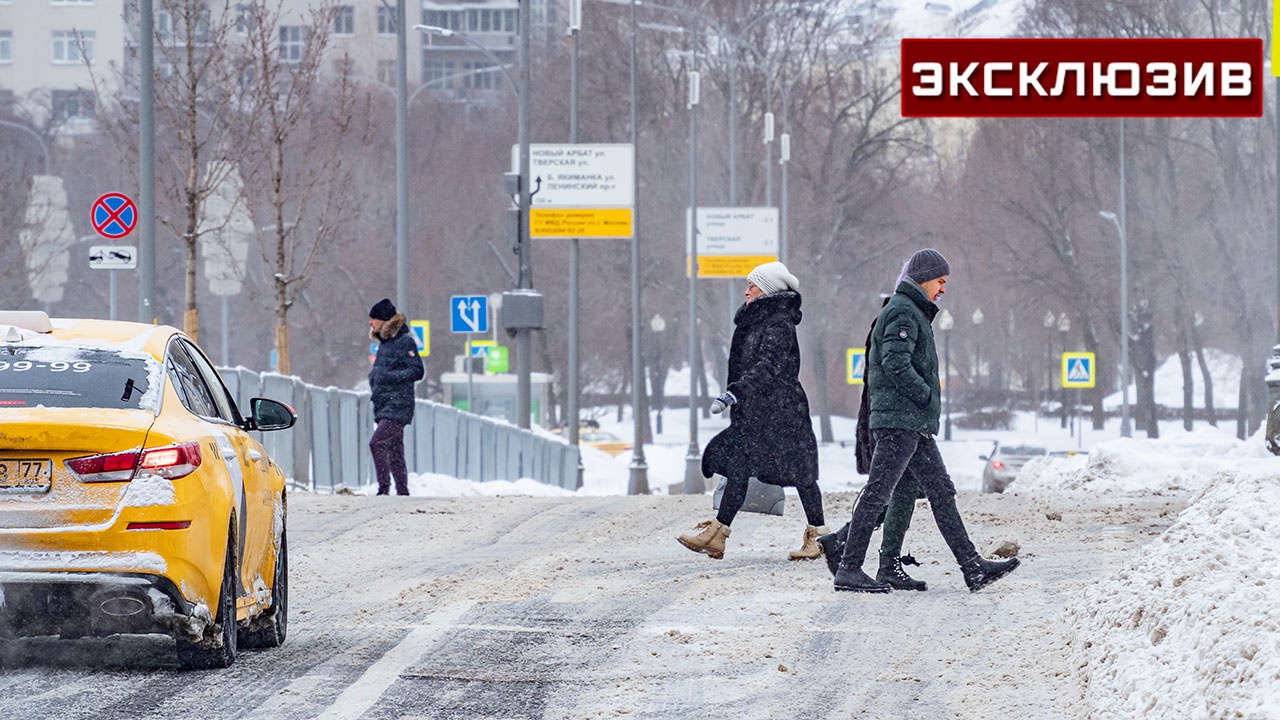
left=217, top=367, right=580, bottom=492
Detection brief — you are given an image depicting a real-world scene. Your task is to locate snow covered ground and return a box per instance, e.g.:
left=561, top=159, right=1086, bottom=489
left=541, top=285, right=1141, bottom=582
left=347, top=393, right=1280, bottom=719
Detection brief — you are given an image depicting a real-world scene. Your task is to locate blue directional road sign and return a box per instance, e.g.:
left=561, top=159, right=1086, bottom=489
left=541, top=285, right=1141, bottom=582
left=450, top=295, right=489, bottom=334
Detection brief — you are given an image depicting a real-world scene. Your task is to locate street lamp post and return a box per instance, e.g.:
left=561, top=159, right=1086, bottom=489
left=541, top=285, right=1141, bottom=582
left=625, top=0, right=650, bottom=495
left=1043, top=311, right=1056, bottom=427
left=651, top=314, right=666, bottom=435
left=971, top=308, right=984, bottom=387
left=1100, top=209, right=1132, bottom=438
left=415, top=21, right=535, bottom=430
left=0, top=120, right=50, bottom=174
left=683, top=13, right=703, bottom=496
left=938, top=308, right=954, bottom=440
left=1058, top=313, right=1071, bottom=429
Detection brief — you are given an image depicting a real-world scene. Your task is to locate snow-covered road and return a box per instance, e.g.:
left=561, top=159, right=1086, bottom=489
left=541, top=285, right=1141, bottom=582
left=0, top=489, right=1183, bottom=719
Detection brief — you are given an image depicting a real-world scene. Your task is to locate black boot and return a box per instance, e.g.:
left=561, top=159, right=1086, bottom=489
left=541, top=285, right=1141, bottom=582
left=834, top=565, right=890, bottom=593
left=877, top=552, right=926, bottom=591
left=816, top=523, right=848, bottom=577
left=961, top=556, right=1021, bottom=592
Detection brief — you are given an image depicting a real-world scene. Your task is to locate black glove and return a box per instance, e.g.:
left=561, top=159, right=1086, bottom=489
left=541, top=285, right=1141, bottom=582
left=710, top=390, right=737, bottom=414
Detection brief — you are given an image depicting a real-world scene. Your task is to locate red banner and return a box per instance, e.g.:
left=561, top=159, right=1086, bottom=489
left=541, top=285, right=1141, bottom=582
left=901, top=38, right=1263, bottom=118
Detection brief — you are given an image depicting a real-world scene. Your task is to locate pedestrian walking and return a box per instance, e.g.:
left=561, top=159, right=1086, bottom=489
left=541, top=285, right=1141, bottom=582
left=834, top=249, right=1020, bottom=593
left=368, top=298, right=424, bottom=496
left=817, top=296, right=926, bottom=591
left=677, top=261, right=828, bottom=561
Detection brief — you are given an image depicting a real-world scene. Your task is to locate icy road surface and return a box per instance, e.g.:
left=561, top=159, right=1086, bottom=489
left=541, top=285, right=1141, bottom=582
left=0, top=490, right=1180, bottom=719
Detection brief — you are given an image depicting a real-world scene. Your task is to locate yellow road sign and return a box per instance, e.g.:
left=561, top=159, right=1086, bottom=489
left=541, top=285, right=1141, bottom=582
left=529, top=208, right=633, bottom=238
left=1062, top=351, right=1096, bottom=388
left=847, top=348, right=866, bottom=385
left=686, top=254, right=779, bottom=278
left=409, top=320, right=430, bottom=357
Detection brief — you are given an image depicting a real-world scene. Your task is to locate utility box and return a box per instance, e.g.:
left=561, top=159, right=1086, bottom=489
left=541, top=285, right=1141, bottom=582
left=502, top=289, right=543, bottom=332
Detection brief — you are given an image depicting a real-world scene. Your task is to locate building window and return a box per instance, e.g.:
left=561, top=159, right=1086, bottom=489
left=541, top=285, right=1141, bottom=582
left=423, top=59, right=455, bottom=89
left=377, top=5, right=395, bottom=34
left=279, top=25, right=306, bottom=63
left=463, top=61, right=499, bottom=90
left=0, top=30, right=11, bottom=63
left=51, top=89, right=94, bottom=121
left=53, top=30, right=93, bottom=64
left=377, top=59, right=395, bottom=86
left=234, top=4, right=255, bottom=35
left=333, top=5, right=354, bottom=35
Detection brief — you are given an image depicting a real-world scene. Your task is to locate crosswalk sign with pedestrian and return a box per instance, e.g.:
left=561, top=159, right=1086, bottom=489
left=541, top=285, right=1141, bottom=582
left=1061, top=352, right=1096, bottom=388
left=847, top=348, right=866, bottom=385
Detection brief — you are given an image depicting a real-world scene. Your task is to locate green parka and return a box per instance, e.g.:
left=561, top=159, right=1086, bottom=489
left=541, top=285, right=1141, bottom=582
left=867, top=280, right=942, bottom=435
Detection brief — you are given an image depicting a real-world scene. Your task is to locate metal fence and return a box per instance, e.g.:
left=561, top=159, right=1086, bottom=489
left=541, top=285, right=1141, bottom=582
left=217, top=367, right=580, bottom=492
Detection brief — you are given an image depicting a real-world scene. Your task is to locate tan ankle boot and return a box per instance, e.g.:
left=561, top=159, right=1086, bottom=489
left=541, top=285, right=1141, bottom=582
left=789, top=525, right=830, bottom=561
left=677, top=520, right=731, bottom=559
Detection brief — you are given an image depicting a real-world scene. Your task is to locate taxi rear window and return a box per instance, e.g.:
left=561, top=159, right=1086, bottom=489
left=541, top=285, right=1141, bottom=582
left=0, top=346, right=158, bottom=411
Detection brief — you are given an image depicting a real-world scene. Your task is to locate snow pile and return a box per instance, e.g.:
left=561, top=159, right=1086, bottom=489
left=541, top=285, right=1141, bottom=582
left=1013, top=427, right=1267, bottom=495
left=1069, top=462, right=1280, bottom=719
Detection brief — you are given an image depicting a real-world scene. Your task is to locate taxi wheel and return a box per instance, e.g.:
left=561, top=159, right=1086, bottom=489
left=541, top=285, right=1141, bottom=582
left=241, top=527, right=288, bottom=649
left=176, top=536, right=239, bottom=670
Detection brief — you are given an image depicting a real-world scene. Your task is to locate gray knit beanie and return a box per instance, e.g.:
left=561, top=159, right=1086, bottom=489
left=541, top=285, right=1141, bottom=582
left=904, top=248, right=950, bottom=284
left=746, top=261, right=799, bottom=295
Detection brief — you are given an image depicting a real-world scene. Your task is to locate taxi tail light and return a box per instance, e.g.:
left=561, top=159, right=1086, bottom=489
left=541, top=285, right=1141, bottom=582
left=67, top=442, right=202, bottom=483
left=991, top=460, right=1006, bottom=470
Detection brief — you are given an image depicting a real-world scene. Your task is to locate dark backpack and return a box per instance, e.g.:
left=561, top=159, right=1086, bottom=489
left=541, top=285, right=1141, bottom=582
left=855, top=297, right=891, bottom=474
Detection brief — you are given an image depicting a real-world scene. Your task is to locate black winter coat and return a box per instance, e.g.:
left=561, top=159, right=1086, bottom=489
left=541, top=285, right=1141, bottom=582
left=701, top=291, right=819, bottom=488
left=369, top=313, right=424, bottom=424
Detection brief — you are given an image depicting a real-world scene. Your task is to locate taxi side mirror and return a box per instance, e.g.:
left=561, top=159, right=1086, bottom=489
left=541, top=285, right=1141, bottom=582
left=250, top=397, right=296, bottom=431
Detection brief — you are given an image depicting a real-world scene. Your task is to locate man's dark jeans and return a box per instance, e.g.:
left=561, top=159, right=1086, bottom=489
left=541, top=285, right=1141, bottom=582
left=370, top=418, right=409, bottom=495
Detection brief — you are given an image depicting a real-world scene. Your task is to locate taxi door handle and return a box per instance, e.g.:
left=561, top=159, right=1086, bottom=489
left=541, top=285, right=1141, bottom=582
left=221, top=449, right=238, bottom=460
left=248, top=450, right=263, bottom=462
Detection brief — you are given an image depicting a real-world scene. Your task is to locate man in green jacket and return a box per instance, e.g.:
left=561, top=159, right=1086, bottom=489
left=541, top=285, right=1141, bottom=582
left=834, top=249, right=1021, bottom=593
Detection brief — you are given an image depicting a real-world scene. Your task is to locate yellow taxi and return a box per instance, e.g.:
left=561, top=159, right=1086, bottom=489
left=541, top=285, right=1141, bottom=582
left=0, top=311, right=294, bottom=669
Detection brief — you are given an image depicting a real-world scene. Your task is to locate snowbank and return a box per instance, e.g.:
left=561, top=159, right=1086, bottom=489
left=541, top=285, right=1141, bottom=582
left=1013, top=427, right=1269, bottom=495
left=1068, top=461, right=1280, bottom=719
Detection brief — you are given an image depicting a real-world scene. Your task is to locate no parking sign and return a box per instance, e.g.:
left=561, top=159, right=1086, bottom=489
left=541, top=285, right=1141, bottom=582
left=91, top=193, right=138, bottom=239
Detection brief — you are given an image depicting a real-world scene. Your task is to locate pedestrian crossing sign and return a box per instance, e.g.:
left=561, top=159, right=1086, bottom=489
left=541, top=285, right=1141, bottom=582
left=1062, top=352, right=1096, bottom=388
left=847, top=348, right=866, bottom=385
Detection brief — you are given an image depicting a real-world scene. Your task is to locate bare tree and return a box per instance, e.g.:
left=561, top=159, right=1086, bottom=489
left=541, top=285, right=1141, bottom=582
left=232, top=0, right=364, bottom=374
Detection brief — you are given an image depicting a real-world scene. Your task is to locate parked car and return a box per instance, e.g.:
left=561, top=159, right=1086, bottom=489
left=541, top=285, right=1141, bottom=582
left=554, top=425, right=633, bottom=457
left=0, top=311, right=295, bottom=669
left=980, top=441, right=1048, bottom=493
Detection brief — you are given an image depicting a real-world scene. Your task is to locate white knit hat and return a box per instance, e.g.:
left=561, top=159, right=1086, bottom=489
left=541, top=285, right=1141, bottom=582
left=747, top=261, right=799, bottom=295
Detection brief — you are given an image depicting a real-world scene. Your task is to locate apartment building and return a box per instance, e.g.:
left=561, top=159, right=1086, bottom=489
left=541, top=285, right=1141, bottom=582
left=0, top=0, right=560, bottom=129
left=0, top=0, right=126, bottom=127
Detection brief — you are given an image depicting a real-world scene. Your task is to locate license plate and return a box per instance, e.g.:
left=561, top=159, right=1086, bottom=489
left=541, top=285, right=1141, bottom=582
left=0, top=458, right=54, bottom=493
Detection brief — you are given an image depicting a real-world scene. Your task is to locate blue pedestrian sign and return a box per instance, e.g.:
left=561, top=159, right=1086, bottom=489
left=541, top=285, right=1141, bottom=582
left=450, top=295, right=488, bottom=334
left=846, top=348, right=866, bottom=385
left=1062, top=352, right=1096, bottom=389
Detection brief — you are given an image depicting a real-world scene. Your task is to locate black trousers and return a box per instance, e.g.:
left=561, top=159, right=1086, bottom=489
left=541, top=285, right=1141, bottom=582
left=838, top=428, right=979, bottom=571
left=370, top=418, right=409, bottom=495
left=716, top=477, right=825, bottom=527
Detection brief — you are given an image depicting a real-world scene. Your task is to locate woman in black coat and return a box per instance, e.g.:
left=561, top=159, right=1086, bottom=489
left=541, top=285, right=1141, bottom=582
left=677, top=261, right=827, bottom=561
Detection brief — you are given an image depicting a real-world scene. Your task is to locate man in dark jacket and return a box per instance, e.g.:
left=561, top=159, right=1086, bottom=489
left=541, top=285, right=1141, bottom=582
left=833, top=249, right=1020, bottom=593
left=368, top=298, right=424, bottom=495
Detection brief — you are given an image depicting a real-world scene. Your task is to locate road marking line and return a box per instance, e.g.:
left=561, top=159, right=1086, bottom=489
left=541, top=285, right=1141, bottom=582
left=316, top=600, right=474, bottom=720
